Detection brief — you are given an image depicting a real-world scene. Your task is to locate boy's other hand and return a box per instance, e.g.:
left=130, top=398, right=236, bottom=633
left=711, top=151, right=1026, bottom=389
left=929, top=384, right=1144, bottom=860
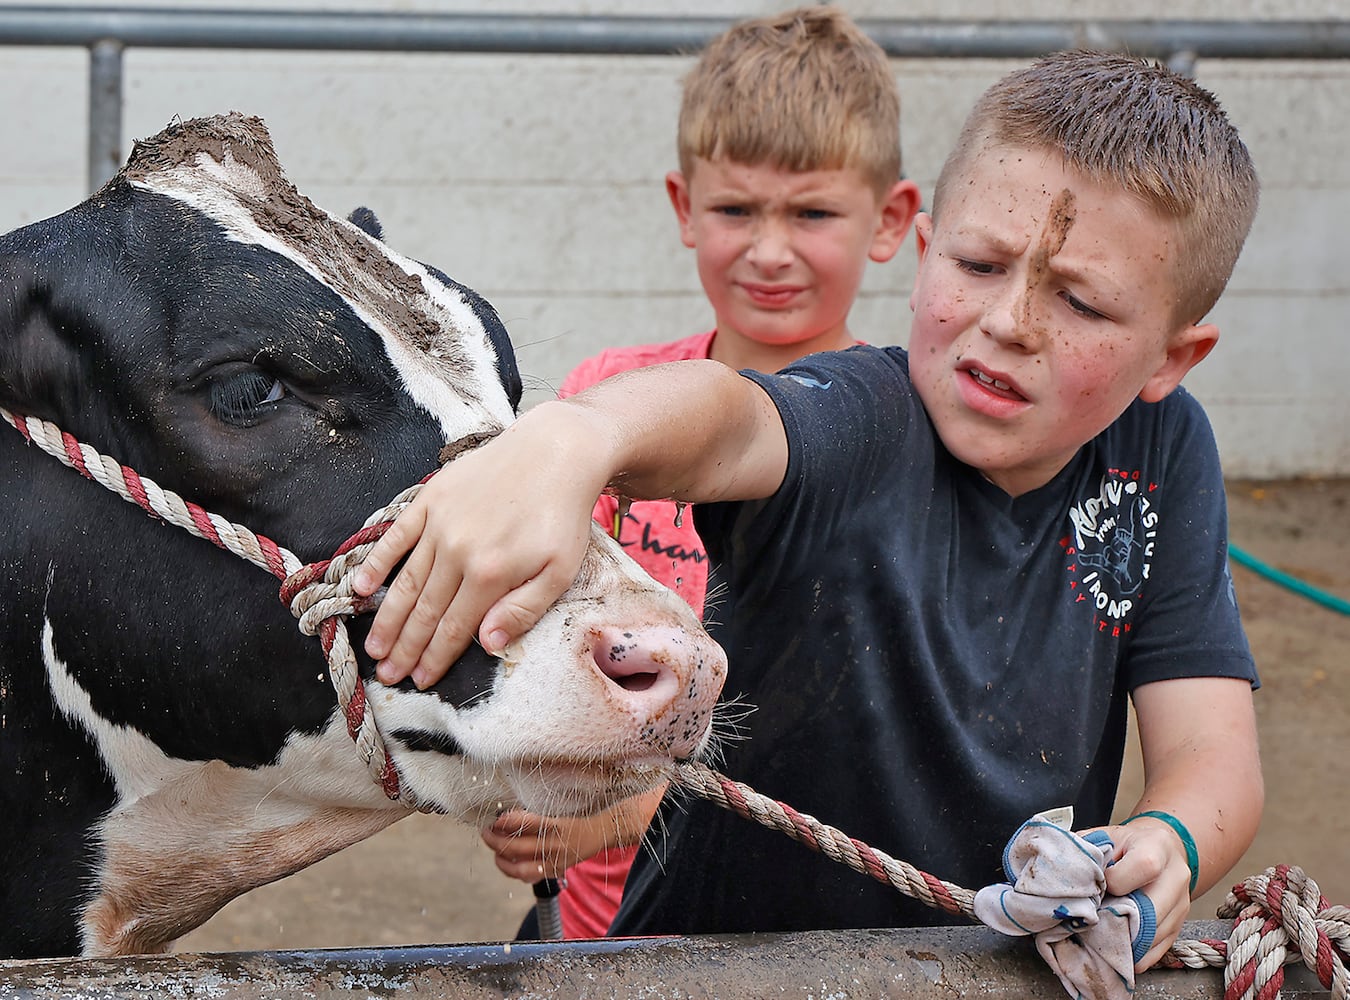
left=482, top=810, right=614, bottom=884
left=1100, top=819, right=1194, bottom=971
left=353, top=407, right=601, bottom=689
left=482, top=784, right=665, bottom=883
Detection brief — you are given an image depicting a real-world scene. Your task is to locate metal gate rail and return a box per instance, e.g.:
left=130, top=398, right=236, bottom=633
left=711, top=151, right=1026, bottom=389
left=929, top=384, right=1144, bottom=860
left=0, top=7, right=1347, bottom=189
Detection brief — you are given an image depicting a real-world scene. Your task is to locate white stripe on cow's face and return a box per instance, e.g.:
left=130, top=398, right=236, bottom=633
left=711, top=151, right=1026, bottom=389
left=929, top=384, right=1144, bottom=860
left=125, top=124, right=514, bottom=444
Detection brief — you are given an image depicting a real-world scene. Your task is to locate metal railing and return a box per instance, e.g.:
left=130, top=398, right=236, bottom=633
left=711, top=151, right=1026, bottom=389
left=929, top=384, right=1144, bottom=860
left=0, top=7, right=1348, bottom=190
left=0, top=922, right=1336, bottom=998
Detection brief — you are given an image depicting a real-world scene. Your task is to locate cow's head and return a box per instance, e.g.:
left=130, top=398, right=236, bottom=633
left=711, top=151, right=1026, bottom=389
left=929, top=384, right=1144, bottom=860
left=0, top=114, right=725, bottom=957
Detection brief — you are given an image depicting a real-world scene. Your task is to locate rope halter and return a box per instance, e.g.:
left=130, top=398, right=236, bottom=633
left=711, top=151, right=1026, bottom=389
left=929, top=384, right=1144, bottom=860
left=1, top=406, right=433, bottom=810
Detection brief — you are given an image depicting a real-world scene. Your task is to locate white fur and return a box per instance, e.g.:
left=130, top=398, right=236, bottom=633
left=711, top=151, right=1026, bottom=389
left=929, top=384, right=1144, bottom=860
left=42, top=618, right=393, bottom=821
left=131, top=152, right=515, bottom=443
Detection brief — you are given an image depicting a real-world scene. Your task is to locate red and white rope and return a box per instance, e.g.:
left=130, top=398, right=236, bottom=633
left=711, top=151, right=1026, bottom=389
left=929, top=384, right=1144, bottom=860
left=674, top=761, right=976, bottom=918
left=1212, top=865, right=1350, bottom=1000
left=278, top=485, right=439, bottom=811
left=0, top=406, right=426, bottom=809
left=2, top=408, right=300, bottom=580
left=675, top=761, right=1349, bottom=999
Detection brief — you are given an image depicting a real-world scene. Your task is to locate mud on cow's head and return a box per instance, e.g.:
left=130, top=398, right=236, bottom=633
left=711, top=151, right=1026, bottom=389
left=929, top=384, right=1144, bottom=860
left=0, top=114, right=725, bottom=839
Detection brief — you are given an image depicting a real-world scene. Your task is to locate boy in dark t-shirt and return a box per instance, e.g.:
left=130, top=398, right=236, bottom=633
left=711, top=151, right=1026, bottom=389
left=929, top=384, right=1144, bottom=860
left=356, top=50, right=1264, bottom=971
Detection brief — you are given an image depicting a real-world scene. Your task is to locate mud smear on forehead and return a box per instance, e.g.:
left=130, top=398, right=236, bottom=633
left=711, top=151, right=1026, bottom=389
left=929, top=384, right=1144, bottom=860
left=1020, top=188, right=1076, bottom=332
left=119, top=113, right=481, bottom=406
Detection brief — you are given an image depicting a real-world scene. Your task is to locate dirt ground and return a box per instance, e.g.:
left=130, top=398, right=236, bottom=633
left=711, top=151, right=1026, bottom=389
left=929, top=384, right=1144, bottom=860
left=178, top=477, right=1350, bottom=954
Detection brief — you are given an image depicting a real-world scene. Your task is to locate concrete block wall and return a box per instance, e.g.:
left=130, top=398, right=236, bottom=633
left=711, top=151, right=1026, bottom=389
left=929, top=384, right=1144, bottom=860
left=1, top=0, right=1346, bottom=477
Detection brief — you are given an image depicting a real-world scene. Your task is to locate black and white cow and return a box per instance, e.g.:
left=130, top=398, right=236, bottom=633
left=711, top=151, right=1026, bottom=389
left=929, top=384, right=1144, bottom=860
left=0, top=114, right=726, bottom=959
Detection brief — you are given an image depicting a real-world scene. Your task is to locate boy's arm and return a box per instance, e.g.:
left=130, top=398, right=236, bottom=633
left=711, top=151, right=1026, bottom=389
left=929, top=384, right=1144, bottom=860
left=1105, top=675, right=1263, bottom=970
left=354, top=359, right=787, bottom=688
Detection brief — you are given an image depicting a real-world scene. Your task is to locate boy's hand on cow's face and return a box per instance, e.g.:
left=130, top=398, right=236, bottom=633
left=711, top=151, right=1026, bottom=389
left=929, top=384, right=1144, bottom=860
left=354, top=407, right=605, bottom=689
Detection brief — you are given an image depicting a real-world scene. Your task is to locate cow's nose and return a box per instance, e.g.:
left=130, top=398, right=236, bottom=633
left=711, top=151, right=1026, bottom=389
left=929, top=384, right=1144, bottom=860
left=590, top=626, right=686, bottom=714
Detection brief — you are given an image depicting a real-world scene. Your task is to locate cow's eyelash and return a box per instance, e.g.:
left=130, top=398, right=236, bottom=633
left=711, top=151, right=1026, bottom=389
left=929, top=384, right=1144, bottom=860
left=209, top=370, right=287, bottom=425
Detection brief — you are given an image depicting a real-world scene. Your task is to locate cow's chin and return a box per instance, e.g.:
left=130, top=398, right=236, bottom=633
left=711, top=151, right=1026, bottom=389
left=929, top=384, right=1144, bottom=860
left=505, top=755, right=675, bottom=819
left=395, top=752, right=677, bottom=826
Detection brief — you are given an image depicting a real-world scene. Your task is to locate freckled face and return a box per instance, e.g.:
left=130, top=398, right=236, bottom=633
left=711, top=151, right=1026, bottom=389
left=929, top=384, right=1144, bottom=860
left=670, top=158, right=900, bottom=354
left=908, top=146, right=1192, bottom=496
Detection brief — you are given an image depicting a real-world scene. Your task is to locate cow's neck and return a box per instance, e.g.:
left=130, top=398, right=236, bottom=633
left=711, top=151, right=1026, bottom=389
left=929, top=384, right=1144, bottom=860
left=86, top=790, right=400, bottom=955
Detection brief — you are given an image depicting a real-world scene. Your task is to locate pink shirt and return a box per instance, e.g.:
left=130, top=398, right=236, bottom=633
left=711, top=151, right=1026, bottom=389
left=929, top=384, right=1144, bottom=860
left=552, top=331, right=714, bottom=938
left=559, top=331, right=716, bottom=615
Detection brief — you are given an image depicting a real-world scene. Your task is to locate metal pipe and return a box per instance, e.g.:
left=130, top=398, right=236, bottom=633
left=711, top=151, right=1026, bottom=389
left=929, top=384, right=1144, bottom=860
left=5, top=8, right=1345, bottom=194
left=532, top=877, right=566, bottom=941
left=86, top=38, right=122, bottom=192
left=0, top=923, right=1333, bottom=999
left=0, top=8, right=1346, bottom=59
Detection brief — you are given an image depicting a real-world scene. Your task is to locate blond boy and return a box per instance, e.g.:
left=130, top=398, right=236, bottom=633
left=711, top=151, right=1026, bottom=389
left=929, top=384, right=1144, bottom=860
left=359, top=50, right=1263, bottom=969
left=482, top=6, right=919, bottom=938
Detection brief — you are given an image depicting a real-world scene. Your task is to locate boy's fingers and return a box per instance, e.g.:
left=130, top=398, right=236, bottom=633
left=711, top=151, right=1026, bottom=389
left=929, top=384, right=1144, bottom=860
left=478, top=565, right=580, bottom=656
left=360, top=509, right=434, bottom=664
left=481, top=816, right=573, bottom=883
left=1137, top=932, right=1182, bottom=973
left=480, top=826, right=531, bottom=857
left=410, top=603, right=487, bottom=689
left=486, top=810, right=541, bottom=838
left=370, top=556, right=575, bottom=688
left=493, top=854, right=557, bottom=883
left=363, top=542, right=432, bottom=666
left=371, top=553, right=464, bottom=684
left=1102, top=824, right=1192, bottom=973
left=1134, top=896, right=1187, bottom=971
left=354, top=502, right=427, bottom=597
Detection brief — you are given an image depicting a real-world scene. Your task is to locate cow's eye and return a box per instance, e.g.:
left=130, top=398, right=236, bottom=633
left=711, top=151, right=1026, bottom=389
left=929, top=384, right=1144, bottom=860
left=210, top=370, right=287, bottom=426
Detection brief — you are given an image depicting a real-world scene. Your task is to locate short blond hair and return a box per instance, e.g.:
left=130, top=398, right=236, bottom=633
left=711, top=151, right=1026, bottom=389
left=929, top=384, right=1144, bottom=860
left=933, top=50, right=1259, bottom=324
left=677, top=6, right=902, bottom=195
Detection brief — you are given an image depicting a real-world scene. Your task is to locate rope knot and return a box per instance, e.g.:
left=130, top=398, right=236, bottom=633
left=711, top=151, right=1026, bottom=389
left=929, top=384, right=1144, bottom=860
left=280, top=522, right=390, bottom=636
left=274, top=480, right=430, bottom=810
left=1216, top=864, right=1350, bottom=1000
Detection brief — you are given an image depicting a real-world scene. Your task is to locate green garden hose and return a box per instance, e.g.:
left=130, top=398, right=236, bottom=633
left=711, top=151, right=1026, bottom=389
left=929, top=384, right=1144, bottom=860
left=1229, top=543, right=1350, bottom=616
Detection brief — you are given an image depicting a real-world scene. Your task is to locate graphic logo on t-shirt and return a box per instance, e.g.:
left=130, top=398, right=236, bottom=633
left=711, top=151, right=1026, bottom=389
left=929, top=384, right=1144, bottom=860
left=1061, top=470, right=1158, bottom=636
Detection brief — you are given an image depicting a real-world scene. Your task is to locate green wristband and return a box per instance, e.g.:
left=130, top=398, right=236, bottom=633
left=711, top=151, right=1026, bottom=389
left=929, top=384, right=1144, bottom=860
left=1124, top=810, right=1200, bottom=893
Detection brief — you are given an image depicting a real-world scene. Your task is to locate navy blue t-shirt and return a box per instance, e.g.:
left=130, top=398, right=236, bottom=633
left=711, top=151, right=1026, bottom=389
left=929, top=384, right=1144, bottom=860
left=609, top=345, right=1257, bottom=937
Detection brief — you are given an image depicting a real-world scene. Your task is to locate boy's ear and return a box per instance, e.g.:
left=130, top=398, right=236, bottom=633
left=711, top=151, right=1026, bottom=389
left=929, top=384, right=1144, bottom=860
left=908, top=213, right=935, bottom=313
left=869, top=179, right=923, bottom=263
left=1138, top=323, right=1220, bottom=403
left=666, top=170, right=697, bottom=249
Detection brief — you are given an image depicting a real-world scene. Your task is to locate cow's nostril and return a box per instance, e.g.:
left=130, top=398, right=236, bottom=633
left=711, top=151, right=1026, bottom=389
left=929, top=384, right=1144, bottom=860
left=591, top=627, right=684, bottom=709
left=612, top=671, right=660, bottom=693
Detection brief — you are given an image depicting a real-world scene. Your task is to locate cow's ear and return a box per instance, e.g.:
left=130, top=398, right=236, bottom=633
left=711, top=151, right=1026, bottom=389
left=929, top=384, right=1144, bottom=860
left=0, top=256, right=89, bottom=422
left=347, top=207, right=384, bottom=240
